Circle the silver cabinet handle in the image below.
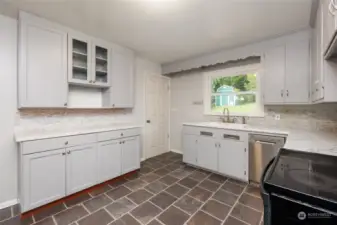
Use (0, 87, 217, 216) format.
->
(286, 90, 289, 97)
(65, 141, 68, 145)
(64, 103, 67, 106)
(67, 151, 71, 154)
(223, 134, 240, 140)
(62, 152, 66, 156)
(281, 90, 283, 97)
(121, 133, 124, 136)
(200, 131, 213, 136)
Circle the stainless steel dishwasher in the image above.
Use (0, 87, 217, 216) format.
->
(249, 134, 285, 183)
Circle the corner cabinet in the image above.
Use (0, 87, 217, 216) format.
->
(182, 126, 249, 182)
(263, 35, 310, 104)
(18, 12, 68, 108)
(103, 45, 135, 108)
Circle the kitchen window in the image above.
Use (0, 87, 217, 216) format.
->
(203, 64, 264, 117)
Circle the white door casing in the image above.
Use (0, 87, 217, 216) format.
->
(145, 75, 170, 159)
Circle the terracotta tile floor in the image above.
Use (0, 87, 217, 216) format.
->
(0, 152, 264, 225)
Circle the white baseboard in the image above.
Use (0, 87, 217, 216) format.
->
(0, 199, 18, 210)
(141, 157, 146, 162)
(170, 149, 182, 154)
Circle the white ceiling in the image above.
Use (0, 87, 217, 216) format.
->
(0, 0, 312, 64)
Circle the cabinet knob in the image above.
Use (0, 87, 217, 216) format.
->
(281, 90, 283, 97)
(93, 80, 96, 83)
(119, 141, 122, 144)
(112, 104, 115, 107)
(64, 103, 67, 107)
(121, 133, 123, 136)
(286, 90, 289, 97)
(62, 152, 66, 156)
(67, 151, 71, 154)
(65, 141, 68, 145)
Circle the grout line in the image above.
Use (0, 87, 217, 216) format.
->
(244, 191, 262, 199)
(200, 209, 224, 222)
(149, 169, 211, 224)
(209, 197, 233, 209)
(182, 175, 225, 225)
(222, 184, 249, 225)
(128, 212, 146, 225)
(31, 214, 36, 224)
(236, 202, 263, 213)
(51, 215, 58, 225)
(102, 207, 115, 222)
(10, 205, 13, 218)
(227, 215, 251, 225)
(81, 203, 91, 214)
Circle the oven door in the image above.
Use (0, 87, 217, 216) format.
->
(270, 194, 337, 225)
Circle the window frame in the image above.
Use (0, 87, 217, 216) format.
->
(203, 64, 264, 117)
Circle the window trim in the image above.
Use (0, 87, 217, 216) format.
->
(203, 64, 264, 117)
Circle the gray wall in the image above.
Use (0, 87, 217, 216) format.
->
(170, 70, 337, 152)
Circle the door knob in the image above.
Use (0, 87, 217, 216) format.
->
(146, 120, 151, 123)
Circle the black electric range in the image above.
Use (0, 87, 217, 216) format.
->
(261, 148, 337, 225)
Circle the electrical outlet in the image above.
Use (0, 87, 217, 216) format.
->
(274, 114, 281, 120)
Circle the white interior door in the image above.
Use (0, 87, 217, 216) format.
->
(145, 75, 170, 159)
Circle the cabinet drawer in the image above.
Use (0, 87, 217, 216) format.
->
(66, 134, 97, 147)
(21, 133, 97, 155)
(22, 137, 68, 155)
(183, 126, 219, 138)
(97, 128, 141, 142)
(220, 130, 248, 142)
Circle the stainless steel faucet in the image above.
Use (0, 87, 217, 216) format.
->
(222, 108, 230, 123)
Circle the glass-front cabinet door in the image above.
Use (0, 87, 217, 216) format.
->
(68, 33, 92, 85)
(92, 41, 110, 87)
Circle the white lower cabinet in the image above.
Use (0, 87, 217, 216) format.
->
(182, 134, 198, 166)
(182, 125, 249, 182)
(218, 139, 248, 181)
(19, 128, 141, 213)
(122, 136, 140, 174)
(98, 140, 122, 182)
(197, 136, 218, 171)
(66, 143, 97, 195)
(22, 149, 66, 211)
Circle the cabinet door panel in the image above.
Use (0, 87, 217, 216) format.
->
(19, 14, 68, 108)
(68, 33, 92, 85)
(122, 136, 140, 174)
(183, 134, 198, 166)
(98, 140, 122, 182)
(285, 39, 310, 103)
(121, 136, 140, 174)
(23, 149, 66, 212)
(218, 140, 247, 181)
(197, 136, 218, 171)
(92, 40, 110, 87)
(263, 46, 286, 104)
(66, 144, 97, 194)
(108, 45, 134, 108)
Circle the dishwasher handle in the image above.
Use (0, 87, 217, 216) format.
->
(256, 140, 276, 145)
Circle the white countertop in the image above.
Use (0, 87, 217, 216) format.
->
(183, 122, 337, 155)
(14, 123, 142, 142)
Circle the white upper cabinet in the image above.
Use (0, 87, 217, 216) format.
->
(263, 46, 286, 104)
(92, 39, 110, 87)
(263, 36, 310, 104)
(68, 32, 92, 86)
(285, 39, 310, 103)
(18, 12, 68, 108)
(103, 45, 135, 108)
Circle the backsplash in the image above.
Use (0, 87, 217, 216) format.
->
(16, 108, 137, 129)
(226, 104, 337, 132)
